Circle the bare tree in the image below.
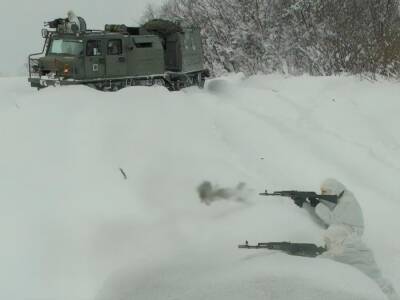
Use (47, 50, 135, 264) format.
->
(142, 0, 400, 77)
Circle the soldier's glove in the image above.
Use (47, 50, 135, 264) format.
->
(308, 197, 319, 207)
(292, 197, 305, 208)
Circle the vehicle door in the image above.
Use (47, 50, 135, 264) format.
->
(106, 38, 127, 77)
(166, 36, 179, 71)
(85, 39, 105, 78)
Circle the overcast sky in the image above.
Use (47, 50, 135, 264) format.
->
(0, 0, 166, 75)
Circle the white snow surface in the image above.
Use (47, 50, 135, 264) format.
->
(0, 74, 399, 300)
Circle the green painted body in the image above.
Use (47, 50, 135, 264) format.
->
(28, 19, 209, 91)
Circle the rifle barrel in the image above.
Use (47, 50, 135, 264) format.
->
(238, 244, 263, 249)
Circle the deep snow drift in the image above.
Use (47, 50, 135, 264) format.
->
(0, 74, 399, 300)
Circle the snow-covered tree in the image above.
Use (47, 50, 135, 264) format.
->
(141, 0, 400, 77)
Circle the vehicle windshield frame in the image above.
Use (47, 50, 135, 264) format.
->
(48, 38, 84, 56)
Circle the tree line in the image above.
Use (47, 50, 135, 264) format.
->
(142, 0, 400, 78)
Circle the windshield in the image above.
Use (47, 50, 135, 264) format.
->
(48, 39, 83, 56)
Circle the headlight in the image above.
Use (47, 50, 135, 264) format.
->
(63, 64, 70, 75)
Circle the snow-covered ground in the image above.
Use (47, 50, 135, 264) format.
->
(0, 74, 399, 300)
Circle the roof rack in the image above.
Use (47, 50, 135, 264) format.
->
(104, 24, 143, 35)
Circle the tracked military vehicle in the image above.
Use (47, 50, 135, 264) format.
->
(28, 16, 209, 91)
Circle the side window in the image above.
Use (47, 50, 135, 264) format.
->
(184, 33, 196, 51)
(135, 42, 153, 48)
(107, 39, 122, 55)
(184, 34, 191, 50)
(86, 40, 102, 56)
(191, 36, 196, 51)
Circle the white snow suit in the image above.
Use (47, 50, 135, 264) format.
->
(306, 179, 398, 300)
(316, 178, 364, 235)
(67, 10, 80, 32)
(321, 225, 399, 300)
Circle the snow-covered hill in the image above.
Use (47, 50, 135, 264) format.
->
(0, 74, 399, 300)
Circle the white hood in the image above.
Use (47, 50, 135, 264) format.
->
(316, 178, 364, 235)
(67, 10, 77, 22)
(321, 178, 346, 196)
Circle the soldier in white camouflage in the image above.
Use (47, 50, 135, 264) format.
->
(304, 179, 398, 300)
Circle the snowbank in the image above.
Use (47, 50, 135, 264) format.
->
(0, 75, 399, 300)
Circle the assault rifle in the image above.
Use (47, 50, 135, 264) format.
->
(238, 241, 326, 257)
(44, 18, 67, 29)
(259, 190, 338, 207)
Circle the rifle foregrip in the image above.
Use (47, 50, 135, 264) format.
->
(238, 244, 261, 249)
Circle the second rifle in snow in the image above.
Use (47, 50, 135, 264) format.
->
(259, 190, 339, 207)
(238, 241, 326, 257)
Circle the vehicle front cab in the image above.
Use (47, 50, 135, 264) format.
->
(28, 30, 129, 89)
(29, 32, 86, 88)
